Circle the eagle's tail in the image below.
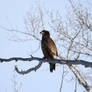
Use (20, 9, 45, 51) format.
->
(49, 63, 55, 72)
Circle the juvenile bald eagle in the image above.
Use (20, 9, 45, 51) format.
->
(40, 30, 58, 72)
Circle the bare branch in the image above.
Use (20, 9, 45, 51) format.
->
(59, 66, 65, 92)
(15, 61, 43, 75)
(0, 56, 90, 91)
(59, 55, 91, 92)
(74, 78, 78, 92)
(69, 66, 90, 92)
(0, 56, 92, 71)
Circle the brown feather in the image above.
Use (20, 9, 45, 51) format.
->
(41, 30, 58, 72)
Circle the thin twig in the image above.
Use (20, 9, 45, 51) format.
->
(59, 66, 65, 92)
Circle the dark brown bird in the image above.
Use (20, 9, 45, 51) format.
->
(40, 30, 58, 72)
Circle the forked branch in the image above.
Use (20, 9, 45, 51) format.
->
(0, 56, 92, 75)
(0, 56, 91, 91)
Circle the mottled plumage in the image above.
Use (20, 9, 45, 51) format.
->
(40, 30, 58, 72)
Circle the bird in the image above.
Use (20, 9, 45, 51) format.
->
(40, 30, 58, 72)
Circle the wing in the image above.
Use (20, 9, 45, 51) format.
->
(46, 37, 57, 58)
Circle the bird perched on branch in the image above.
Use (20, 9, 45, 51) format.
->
(40, 30, 58, 72)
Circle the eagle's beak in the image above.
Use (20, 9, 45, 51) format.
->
(40, 31, 44, 35)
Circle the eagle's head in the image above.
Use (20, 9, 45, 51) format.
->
(40, 30, 50, 36)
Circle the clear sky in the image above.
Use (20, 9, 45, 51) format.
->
(0, 0, 91, 92)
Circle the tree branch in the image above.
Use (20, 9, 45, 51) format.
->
(0, 56, 92, 74)
(15, 61, 43, 75)
(0, 56, 91, 91)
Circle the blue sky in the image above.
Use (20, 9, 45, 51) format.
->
(0, 0, 91, 92)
